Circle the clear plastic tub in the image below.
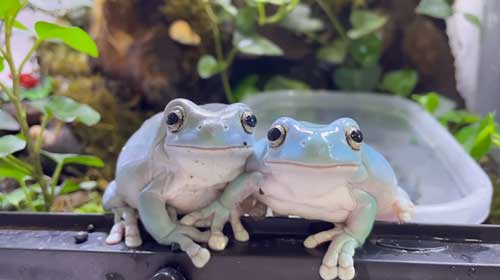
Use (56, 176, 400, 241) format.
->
(244, 90, 493, 224)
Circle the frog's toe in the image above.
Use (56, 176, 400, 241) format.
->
(304, 227, 344, 249)
(233, 228, 249, 242)
(208, 232, 229, 251)
(190, 247, 211, 268)
(338, 265, 355, 280)
(125, 228, 142, 248)
(398, 212, 412, 223)
(319, 264, 338, 280)
(393, 200, 415, 223)
(105, 222, 124, 245)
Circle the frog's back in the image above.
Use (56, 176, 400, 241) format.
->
(116, 113, 163, 172)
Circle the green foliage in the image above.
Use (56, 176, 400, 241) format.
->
(0, 2, 102, 211)
(334, 65, 382, 91)
(42, 151, 104, 168)
(233, 32, 283, 56)
(413, 93, 500, 160)
(35, 21, 99, 58)
(349, 34, 383, 67)
(31, 96, 101, 126)
(0, 135, 26, 157)
(280, 4, 323, 33)
(234, 75, 260, 101)
(463, 13, 481, 27)
(381, 70, 419, 96)
(416, 0, 453, 19)
(347, 10, 387, 39)
(317, 39, 348, 64)
(197, 55, 226, 79)
(264, 76, 310, 91)
(0, 109, 20, 131)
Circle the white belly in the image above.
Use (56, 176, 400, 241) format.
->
(257, 175, 357, 223)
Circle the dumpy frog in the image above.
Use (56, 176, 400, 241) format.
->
(181, 117, 414, 279)
(102, 98, 257, 267)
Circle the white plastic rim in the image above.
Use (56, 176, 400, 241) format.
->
(244, 90, 493, 225)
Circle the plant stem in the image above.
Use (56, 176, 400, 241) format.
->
(258, 0, 300, 25)
(50, 161, 64, 199)
(202, 0, 235, 103)
(316, 0, 347, 40)
(3, 14, 51, 211)
(35, 113, 49, 153)
(2, 155, 32, 174)
(19, 180, 34, 211)
(17, 40, 40, 74)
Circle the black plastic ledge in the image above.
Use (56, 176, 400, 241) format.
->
(0, 212, 499, 280)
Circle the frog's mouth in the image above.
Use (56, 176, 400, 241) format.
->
(165, 144, 252, 151)
(265, 160, 359, 169)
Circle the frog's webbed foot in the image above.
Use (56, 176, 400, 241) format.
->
(393, 196, 415, 223)
(180, 202, 248, 251)
(105, 207, 142, 247)
(320, 232, 359, 280)
(158, 225, 211, 268)
(304, 226, 344, 249)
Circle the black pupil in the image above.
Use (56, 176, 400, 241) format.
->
(245, 114, 257, 127)
(350, 130, 363, 143)
(267, 127, 282, 142)
(167, 112, 180, 125)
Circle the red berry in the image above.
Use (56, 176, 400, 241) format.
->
(19, 73, 39, 89)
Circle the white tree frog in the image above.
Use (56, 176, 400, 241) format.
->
(181, 117, 414, 279)
(102, 98, 257, 267)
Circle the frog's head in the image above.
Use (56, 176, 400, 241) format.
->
(263, 117, 364, 176)
(161, 99, 256, 177)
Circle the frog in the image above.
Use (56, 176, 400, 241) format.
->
(102, 98, 258, 268)
(181, 116, 414, 279)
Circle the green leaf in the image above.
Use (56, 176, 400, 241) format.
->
(0, 159, 30, 183)
(20, 76, 53, 101)
(347, 10, 387, 39)
(197, 55, 226, 79)
(280, 4, 323, 33)
(464, 13, 481, 27)
(13, 19, 28, 30)
(2, 188, 26, 208)
(455, 113, 496, 160)
(58, 179, 80, 195)
(236, 6, 257, 34)
(349, 34, 383, 67)
(334, 65, 382, 92)
(317, 39, 348, 64)
(234, 74, 260, 102)
(79, 180, 97, 191)
(0, 109, 20, 131)
(0, 56, 4, 71)
(412, 92, 440, 114)
(381, 70, 419, 96)
(416, 0, 453, 19)
(0, 0, 23, 20)
(439, 110, 480, 126)
(0, 135, 26, 157)
(213, 0, 238, 16)
(34, 21, 99, 58)
(31, 96, 101, 126)
(233, 32, 283, 56)
(41, 151, 104, 168)
(264, 75, 310, 91)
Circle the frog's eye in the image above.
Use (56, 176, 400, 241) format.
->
(267, 124, 286, 147)
(346, 127, 363, 150)
(166, 106, 185, 132)
(241, 112, 257, 134)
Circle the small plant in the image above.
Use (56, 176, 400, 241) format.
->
(413, 92, 500, 160)
(0, 0, 102, 211)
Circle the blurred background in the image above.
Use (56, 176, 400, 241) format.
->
(0, 0, 499, 224)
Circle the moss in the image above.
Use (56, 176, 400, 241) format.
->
(161, 0, 211, 37)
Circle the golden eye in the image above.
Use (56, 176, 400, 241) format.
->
(166, 106, 185, 132)
(267, 124, 286, 147)
(241, 112, 257, 134)
(346, 127, 363, 150)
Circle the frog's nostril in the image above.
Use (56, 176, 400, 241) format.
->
(224, 125, 229, 130)
(301, 141, 306, 147)
(197, 125, 202, 130)
(243, 141, 248, 146)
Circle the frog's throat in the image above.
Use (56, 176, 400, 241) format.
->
(165, 144, 251, 151)
(265, 161, 359, 169)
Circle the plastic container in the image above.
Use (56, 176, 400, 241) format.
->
(244, 90, 493, 224)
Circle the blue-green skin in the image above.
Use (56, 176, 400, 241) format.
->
(102, 98, 256, 268)
(181, 117, 414, 280)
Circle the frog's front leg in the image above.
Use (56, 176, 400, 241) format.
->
(393, 186, 415, 223)
(180, 171, 263, 250)
(138, 174, 211, 268)
(315, 189, 377, 280)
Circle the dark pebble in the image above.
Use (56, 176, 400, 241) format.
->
(74, 231, 88, 244)
(87, 224, 95, 233)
